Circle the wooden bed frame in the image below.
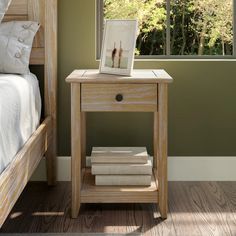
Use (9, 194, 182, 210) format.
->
(0, 0, 57, 227)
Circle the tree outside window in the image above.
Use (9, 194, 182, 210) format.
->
(100, 0, 234, 57)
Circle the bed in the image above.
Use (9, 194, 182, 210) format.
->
(0, 0, 57, 227)
(0, 73, 41, 174)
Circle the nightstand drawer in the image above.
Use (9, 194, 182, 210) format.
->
(81, 84, 157, 112)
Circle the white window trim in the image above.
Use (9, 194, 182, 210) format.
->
(96, 0, 236, 60)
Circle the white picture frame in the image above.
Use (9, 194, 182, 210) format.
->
(99, 19, 138, 76)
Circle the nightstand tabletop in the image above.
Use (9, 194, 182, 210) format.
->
(66, 69, 173, 84)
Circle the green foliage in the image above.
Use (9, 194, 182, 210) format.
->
(104, 0, 233, 56)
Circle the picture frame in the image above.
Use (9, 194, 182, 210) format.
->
(99, 19, 138, 76)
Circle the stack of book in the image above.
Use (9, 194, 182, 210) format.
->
(90, 147, 152, 186)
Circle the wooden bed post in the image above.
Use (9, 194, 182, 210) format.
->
(0, 0, 58, 228)
(44, 0, 58, 186)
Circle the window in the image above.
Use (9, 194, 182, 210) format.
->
(96, 0, 236, 59)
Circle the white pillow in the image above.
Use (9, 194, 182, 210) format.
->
(0, 21, 40, 74)
(0, 0, 12, 23)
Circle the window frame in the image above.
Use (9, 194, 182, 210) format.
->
(96, 0, 236, 60)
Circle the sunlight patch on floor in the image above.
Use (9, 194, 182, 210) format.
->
(10, 212, 23, 219)
(32, 211, 65, 216)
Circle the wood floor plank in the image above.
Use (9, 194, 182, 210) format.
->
(101, 204, 129, 234)
(140, 204, 175, 236)
(1, 181, 236, 235)
(199, 182, 232, 236)
(217, 182, 236, 235)
(168, 182, 203, 236)
(180, 182, 233, 236)
(126, 204, 162, 236)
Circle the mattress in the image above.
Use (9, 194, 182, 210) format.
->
(0, 73, 41, 174)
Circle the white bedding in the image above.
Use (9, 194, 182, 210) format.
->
(0, 73, 41, 174)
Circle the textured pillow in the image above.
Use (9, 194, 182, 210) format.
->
(0, 21, 40, 74)
(0, 0, 12, 23)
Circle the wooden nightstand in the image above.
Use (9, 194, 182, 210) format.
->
(66, 69, 173, 219)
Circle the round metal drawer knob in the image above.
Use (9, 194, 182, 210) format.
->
(115, 94, 123, 102)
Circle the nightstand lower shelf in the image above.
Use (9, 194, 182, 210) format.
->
(80, 168, 158, 203)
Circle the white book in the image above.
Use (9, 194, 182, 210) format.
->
(91, 160, 152, 175)
(86, 156, 153, 167)
(95, 175, 151, 186)
(91, 147, 148, 164)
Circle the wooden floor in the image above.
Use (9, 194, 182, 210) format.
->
(1, 181, 236, 236)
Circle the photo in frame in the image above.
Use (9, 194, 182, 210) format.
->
(99, 19, 138, 76)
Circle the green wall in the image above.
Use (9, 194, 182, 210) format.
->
(57, 0, 236, 156)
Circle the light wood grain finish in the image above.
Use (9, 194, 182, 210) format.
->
(66, 70, 172, 220)
(2, 15, 27, 22)
(81, 84, 157, 112)
(44, 0, 58, 186)
(30, 47, 45, 65)
(81, 169, 158, 203)
(4, 0, 49, 66)
(66, 69, 173, 84)
(153, 107, 158, 169)
(6, 0, 28, 15)
(157, 84, 168, 219)
(0, 0, 57, 228)
(81, 112, 87, 168)
(0, 117, 52, 228)
(28, 0, 45, 48)
(71, 84, 82, 218)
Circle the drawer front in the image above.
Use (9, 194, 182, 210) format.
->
(81, 84, 157, 112)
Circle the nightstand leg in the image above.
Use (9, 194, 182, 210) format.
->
(71, 84, 82, 218)
(81, 112, 86, 168)
(157, 83, 168, 219)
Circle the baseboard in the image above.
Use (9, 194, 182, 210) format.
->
(31, 156, 236, 181)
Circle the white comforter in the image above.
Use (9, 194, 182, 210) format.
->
(0, 73, 41, 174)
